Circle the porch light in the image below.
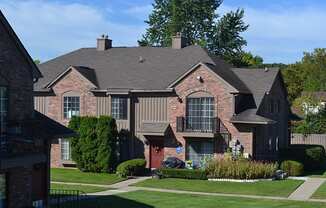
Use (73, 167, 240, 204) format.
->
(196, 76, 203, 83)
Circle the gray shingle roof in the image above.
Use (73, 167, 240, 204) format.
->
(230, 109, 276, 124)
(139, 122, 170, 136)
(231, 67, 280, 109)
(35, 45, 249, 93)
(35, 45, 283, 123)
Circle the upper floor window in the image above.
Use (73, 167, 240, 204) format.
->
(0, 87, 8, 135)
(186, 97, 215, 131)
(111, 97, 128, 120)
(63, 96, 80, 119)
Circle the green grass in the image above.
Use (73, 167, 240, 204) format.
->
(51, 168, 123, 185)
(51, 183, 110, 193)
(55, 190, 326, 208)
(312, 182, 326, 199)
(133, 178, 303, 197)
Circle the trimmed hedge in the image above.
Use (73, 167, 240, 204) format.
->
(160, 168, 207, 180)
(280, 160, 304, 176)
(280, 145, 326, 171)
(206, 159, 277, 179)
(116, 159, 146, 178)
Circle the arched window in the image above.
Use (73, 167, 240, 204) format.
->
(186, 91, 215, 131)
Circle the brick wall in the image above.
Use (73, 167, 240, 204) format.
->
(0, 15, 49, 208)
(46, 68, 97, 167)
(161, 64, 253, 162)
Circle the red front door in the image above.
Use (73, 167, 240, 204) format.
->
(150, 140, 164, 168)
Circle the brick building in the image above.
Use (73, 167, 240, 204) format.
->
(34, 34, 290, 169)
(0, 11, 73, 208)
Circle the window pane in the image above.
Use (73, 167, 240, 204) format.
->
(111, 97, 128, 120)
(61, 139, 71, 160)
(63, 96, 80, 119)
(187, 140, 214, 168)
(186, 97, 214, 131)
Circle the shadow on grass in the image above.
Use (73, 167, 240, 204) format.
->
(303, 162, 326, 177)
(50, 195, 155, 208)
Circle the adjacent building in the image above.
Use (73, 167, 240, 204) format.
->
(34, 34, 290, 169)
(0, 10, 73, 207)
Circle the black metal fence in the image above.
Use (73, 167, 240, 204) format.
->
(49, 189, 88, 208)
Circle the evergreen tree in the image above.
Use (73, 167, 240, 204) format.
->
(95, 116, 118, 172)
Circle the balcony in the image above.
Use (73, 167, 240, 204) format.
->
(176, 117, 227, 138)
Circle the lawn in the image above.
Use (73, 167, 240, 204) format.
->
(312, 182, 326, 199)
(51, 183, 110, 193)
(133, 178, 303, 197)
(56, 190, 326, 208)
(51, 168, 124, 185)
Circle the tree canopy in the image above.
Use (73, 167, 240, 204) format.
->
(282, 48, 326, 103)
(139, 0, 249, 66)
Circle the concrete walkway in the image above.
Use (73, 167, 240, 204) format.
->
(288, 178, 326, 200)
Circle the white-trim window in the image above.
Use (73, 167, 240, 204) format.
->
(61, 139, 71, 161)
(186, 97, 214, 131)
(63, 96, 80, 119)
(111, 97, 128, 120)
(0, 87, 8, 136)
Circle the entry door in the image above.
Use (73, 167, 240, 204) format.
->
(150, 140, 164, 169)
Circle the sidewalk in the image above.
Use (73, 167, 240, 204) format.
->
(288, 178, 326, 201)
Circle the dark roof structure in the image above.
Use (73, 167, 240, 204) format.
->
(33, 111, 76, 138)
(35, 46, 250, 93)
(0, 10, 42, 79)
(36, 44, 283, 124)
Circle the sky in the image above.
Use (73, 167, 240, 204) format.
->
(1, 0, 326, 64)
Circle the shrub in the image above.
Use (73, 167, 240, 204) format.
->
(116, 159, 146, 178)
(280, 160, 304, 176)
(95, 116, 118, 173)
(69, 116, 118, 173)
(160, 168, 207, 180)
(280, 145, 326, 171)
(206, 159, 277, 179)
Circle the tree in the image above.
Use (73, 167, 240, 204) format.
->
(95, 116, 118, 172)
(240, 52, 264, 67)
(282, 48, 326, 103)
(208, 9, 249, 66)
(69, 116, 118, 172)
(139, 0, 248, 65)
(34, 59, 41, 64)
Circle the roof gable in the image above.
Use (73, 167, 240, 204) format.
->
(168, 62, 240, 93)
(0, 10, 42, 79)
(45, 66, 97, 89)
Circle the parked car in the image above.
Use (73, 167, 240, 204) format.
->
(161, 157, 185, 168)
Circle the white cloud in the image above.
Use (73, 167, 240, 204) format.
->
(0, 0, 146, 61)
(220, 4, 326, 63)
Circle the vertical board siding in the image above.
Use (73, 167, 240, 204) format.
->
(291, 133, 326, 149)
(135, 96, 168, 132)
(96, 96, 110, 116)
(97, 96, 129, 131)
(34, 96, 47, 114)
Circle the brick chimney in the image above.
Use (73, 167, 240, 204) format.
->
(172, 32, 187, 49)
(97, 34, 112, 51)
